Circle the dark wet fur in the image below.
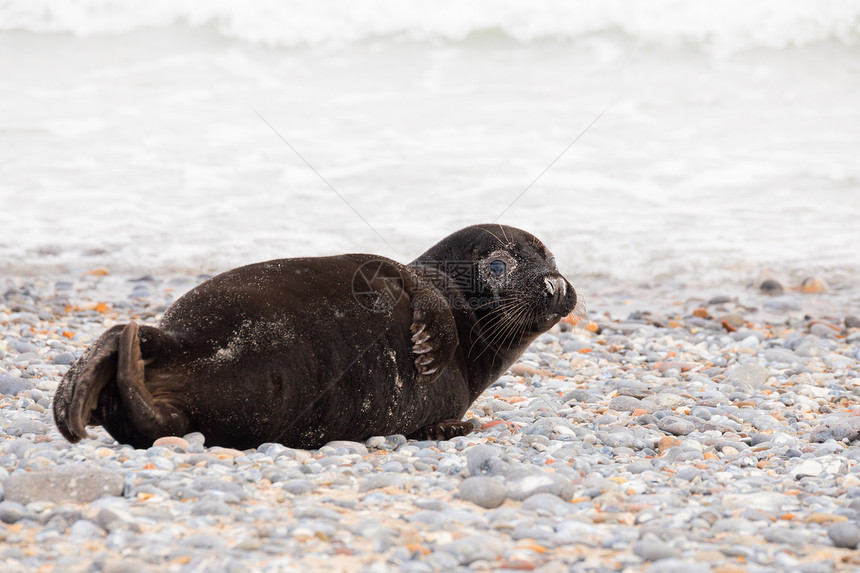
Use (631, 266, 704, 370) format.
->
(53, 224, 577, 449)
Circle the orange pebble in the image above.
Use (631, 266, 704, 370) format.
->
(153, 436, 190, 450)
(800, 277, 827, 294)
(692, 308, 709, 319)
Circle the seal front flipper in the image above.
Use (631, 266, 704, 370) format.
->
(407, 274, 459, 384)
(409, 419, 479, 441)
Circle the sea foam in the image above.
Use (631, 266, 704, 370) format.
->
(2, 0, 859, 55)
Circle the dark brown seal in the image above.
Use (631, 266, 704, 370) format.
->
(53, 224, 576, 449)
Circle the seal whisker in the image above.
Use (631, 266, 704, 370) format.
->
(468, 307, 524, 359)
(471, 304, 531, 362)
(491, 306, 534, 367)
(478, 227, 506, 247)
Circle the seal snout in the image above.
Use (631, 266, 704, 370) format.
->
(544, 275, 577, 317)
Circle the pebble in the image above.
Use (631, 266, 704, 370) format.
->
(504, 469, 576, 501)
(3, 464, 124, 504)
(458, 476, 506, 509)
(0, 374, 34, 395)
(827, 522, 860, 549)
(810, 414, 860, 443)
(790, 460, 824, 480)
(152, 436, 190, 450)
(633, 539, 682, 561)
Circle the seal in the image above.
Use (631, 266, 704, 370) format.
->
(53, 224, 577, 449)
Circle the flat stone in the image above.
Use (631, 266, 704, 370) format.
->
(96, 507, 141, 533)
(790, 460, 823, 480)
(810, 414, 860, 443)
(458, 476, 506, 509)
(5, 419, 49, 437)
(68, 519, 105, 540)
(521, 493, 571, 516)
(505, 469, 575, 501)
(153, 436, 189, 450)
(324, 440, 368, 454)
(52, 352, 77, 365)
(0, 374, 34, 396)
(763, 296, 801, 312)
(658, 416, 695, 436)
(633, 540, 682, 561)
(3, 464, 123, 504)
(724, 363, 770, 387)
(438, 535, 505, 565)
(281, 480, 316, 495)
(608, 396, 643, 412)
(191, 477, 247, 501)
(190, 499, 234, 516)
(359, 473, 402, 492)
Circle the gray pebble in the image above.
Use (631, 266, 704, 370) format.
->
(828, 522, 860, 549)
(658, 416, 695, 436)
(68, 519, 105, 540)
(466, 444, 507, 477)
(458, 476, 506, 509)
(96, 507, 141, 533)
(633, 539, 682, 561)
(0, 374, 34, 396)
(438, 535, 505, 565)
(52, 352, 76, 365)
(359, 473, 402, 492)
(191, 477, 247, 501)
(190, 499, 234, 516)
(281, 480, 316, 495)
(504, 468, 575, 501)
(810, 414, 860, 443)
(0, 501, 31, 524)
(521, 492, 571, 515)
(6, 419, 49, 437)
(3, 464, 123, 504)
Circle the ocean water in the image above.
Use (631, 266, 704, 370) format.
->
(1, 1, 859, 293)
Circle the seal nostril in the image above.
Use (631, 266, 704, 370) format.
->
(544, 277, 555, 296)
(556, 278, 566, 298)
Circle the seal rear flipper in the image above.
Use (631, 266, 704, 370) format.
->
(54, 324, 124, 443)
(114, 321, 191, 443)
(407, 275, 459, 384)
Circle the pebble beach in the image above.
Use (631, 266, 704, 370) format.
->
(3, 1, 860, 571)
(1, 271, 859, 572)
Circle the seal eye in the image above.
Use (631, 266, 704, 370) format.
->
(548, 257, 557, 270)
(489, 260, 507, 276)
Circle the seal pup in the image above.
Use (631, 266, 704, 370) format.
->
(54, 224, 577, 449)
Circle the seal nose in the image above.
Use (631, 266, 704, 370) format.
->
(544, 276, 566, 298)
